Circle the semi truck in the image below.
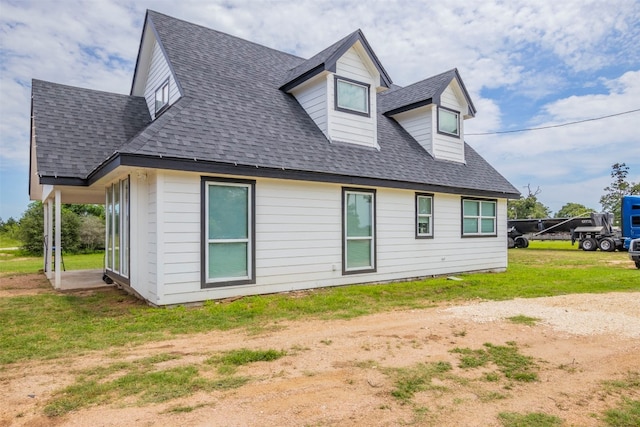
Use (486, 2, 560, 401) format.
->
(508, 195, 640, 257)
(630, 238, 640, 269)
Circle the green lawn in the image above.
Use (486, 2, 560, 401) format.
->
(0, 251, 104, 276)
(0, 241, 638, 365)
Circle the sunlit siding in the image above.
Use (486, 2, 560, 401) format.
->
(328, 47, 378, 148)
(146, 172, 158, 301)
(128, 172, 155, 302)
(143, 39, 181, 120)
(146, 171, 508, 306)
(392, 106, 434, 156)
(433, 85, 465, 163)
(290, 76, 328, 138)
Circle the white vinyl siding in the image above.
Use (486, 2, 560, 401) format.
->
(290, 76, 328, 138)
(136, 171, 507, 305)
(144, 39, 180, 120)
(128, 170, 154, 303)
(433, 84, 465, 163)
(328, 47, 378, 148)
(392, 106, 434, 156)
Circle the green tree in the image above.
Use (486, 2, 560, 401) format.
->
(554, 203, 594, 218)
(78, 215, 105, 252)
(508, 185, 551, 219)
(599, 163, 640, 225)
(17, 202, 45, 254)
(0, 217, 18, 235)
(16, 202, 82, 255)
(67, 204, 105, 219)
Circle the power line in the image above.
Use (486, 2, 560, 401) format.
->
(466, 108, 640, 136)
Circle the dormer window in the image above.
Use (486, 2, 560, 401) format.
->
(438, 107, 460, 137)
(335, 76, 370, 117)
(155, 79, 169, 115)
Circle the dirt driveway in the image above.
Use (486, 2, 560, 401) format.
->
(1, 280, 639, 426)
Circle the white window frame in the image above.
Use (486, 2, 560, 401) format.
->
(438, 106, 460, 138)
(343, 188, 376, 274)
(416, 193, 434, 238)
(155, 79, 169, 115)
(335, 76, 370, 117)
(202, 178, 255, 287)
(462, 198, 497, 237)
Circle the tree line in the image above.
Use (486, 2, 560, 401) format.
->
(0, 202, 105, 255)
(508, 163, 640, 222)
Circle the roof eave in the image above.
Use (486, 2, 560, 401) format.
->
(383, 98, 434, 117)
(280, 29, 393, 92)
(279, 64, 326, 92)
(85, 153, 518, 199)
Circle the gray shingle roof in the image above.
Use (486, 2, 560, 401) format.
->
(379, 68, 476, 117)
(31, 10, 518, 198)
(280, 29, 392, 91)
(31, 79, 150, 179)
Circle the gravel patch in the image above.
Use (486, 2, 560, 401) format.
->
(444, 292, 640, 338)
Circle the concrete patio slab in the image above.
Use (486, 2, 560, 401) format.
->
(49, 269, 114, 291)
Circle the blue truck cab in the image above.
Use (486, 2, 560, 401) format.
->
(621, 195, 640, 250)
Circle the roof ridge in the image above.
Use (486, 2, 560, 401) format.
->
(32, 78, 142, 99)
(147, 9, 304, 62)
(280, 28, 392, 91)
(379, 68, 456, 98)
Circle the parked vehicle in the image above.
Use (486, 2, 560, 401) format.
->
(508, 195, 640, 252)
(629, 238, 640, 269)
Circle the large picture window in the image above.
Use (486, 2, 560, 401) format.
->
(416, 193, 433, 238)
(202, 178, 255, 287)
(462, 198, 496, 237)
(335, 76, 370, 116)
(105, 177, 129, 279)
(343, 188, 376, 274)
(438, 107, 460, 137)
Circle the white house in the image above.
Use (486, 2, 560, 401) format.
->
(29, 10, 520, 306)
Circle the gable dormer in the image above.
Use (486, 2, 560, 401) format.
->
(281, 30, 391, 149)
(130, 11, 183, 120)
(380, 69, 475, 163)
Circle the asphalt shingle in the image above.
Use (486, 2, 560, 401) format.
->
(31, 10, 519, 198)
(31, 79, 150, 179)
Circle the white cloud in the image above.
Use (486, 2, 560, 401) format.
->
(469, 70, 640, 213)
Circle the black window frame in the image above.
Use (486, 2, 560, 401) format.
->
(334, 75, 371, 117)
(155, 78, 170, 116)
(461, 197, 497, 238)
(342, 187, 377, 275)
(437, 106, 461, 138)
(200, 176, 256, 288)
(415, 193, 434, 239)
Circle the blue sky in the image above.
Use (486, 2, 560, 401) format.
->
(1, 0, 639, 220)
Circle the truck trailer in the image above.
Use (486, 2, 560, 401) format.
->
(571, 195, 640, 252)
(508, 195, 640, 255)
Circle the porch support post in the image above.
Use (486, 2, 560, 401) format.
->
(45, 199, 53, 279)
(54, 189, 62, 289)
